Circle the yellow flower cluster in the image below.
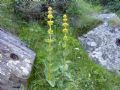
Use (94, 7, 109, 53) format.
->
(62, 14, 69, 43)
(47, 7, 54, 35)
(47, 7, 54, 81)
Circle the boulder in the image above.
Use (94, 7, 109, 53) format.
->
(0, 28, 36, 90)
(79, 13, 120, 75)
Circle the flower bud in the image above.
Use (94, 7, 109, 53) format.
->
(48, 11, 52, 14)
(48, 21, 54, 26)
(62, 23, 69, 27)
(63, 14, 67, 19)
(63, 18, 67, 22)
(63, 28, 68, 33)
(48, 29, 53, 35)
(48, 14, 53, 19)
(48, 7, 52, 11)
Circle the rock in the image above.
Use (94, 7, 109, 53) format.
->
(94, 13, 118, 22)
(0, 28, 36, 90)
(87, 42, 97, 47)
(79, 13, 120, 75)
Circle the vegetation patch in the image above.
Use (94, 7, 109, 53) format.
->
(108, 16, 120, 27)
(0, 0, 120, 90)
(85, 0, 120, 13)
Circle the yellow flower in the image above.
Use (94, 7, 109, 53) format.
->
(63, 28, 68, 33)
(48, 21, 54, 26)
(63, 18, 67, 22)
(48, 7, 52, 11)
(62, 23, 69, 27)
(48, 14, 53, 19)
(48, 29, 53, 35)
(48, 11, 52, 14)
(63, 14, 67, 19)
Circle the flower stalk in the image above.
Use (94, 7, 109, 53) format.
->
(62, 14, 69, 64)
(46, 7, 54, 82)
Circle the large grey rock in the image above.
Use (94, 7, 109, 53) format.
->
(0, 28, 36, 90)
(79, 13, 120, 75)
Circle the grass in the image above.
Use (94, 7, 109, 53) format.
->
(66, 0, 102, 36)
(108, 16, 120, 27)
(0, 0, 120, 90)
(17, 23, 120, 90)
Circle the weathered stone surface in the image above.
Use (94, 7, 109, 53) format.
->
(94, 13, 118, 22)
(0, 28, 36, 90)
(79, 13, 120, 75)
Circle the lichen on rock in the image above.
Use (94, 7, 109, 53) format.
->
(0, 28, 36, 90)
(79, 13, 120, 75)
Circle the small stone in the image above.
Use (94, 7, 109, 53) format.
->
(87, 42, 97, 47)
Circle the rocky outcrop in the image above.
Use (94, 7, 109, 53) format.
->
(79, 13, 120, 75)
(0, 28, 36, 90)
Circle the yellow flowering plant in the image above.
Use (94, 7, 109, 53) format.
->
(44, 7, 72, 88)
(44, 7, 56, 87)
(57, 14, 72, 86)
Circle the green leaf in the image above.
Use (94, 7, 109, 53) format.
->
(64, 64, 69, 71)
(47, 79, 56, 87)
